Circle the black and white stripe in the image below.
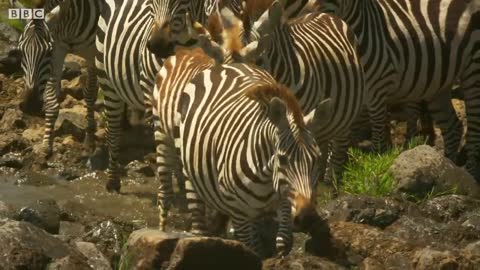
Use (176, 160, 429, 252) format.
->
(320, 0, 480, 179)
(95, 0, 225, 192)
(198, 1, 366, 181)
(18, 0, 102, 157)
(179, 63, 328, 256)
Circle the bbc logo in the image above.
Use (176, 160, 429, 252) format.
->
(8, 9, 45, 19)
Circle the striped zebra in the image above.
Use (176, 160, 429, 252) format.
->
(153, 47, 217, 230)
(196, 1, 366, 182)
(319, 0, 480, 180)
(18, 0, 102, 157)
(95, 0, 224, 192)
(178, 62, 331, 256)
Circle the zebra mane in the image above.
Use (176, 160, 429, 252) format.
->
(244, 82, 305, 128)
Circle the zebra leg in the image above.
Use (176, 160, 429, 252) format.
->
(404, 102, 421, 144)
(325, 134, 351, 184)
(276, 198, 293, 256)
(368, 94, 389, 152)
(155, 130, 175, 230)
(41, 45, 68, 157)
(427, 92, 462, 163)
(462, 65, 480, 183)
(185, 178, 208, 235)
(231, 218, 264, 257)
(82, 62, 99, 154)
(104, 93, 126, 192)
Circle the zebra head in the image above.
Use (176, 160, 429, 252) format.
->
(148, 0, 218, 58)
(18, 19, 53, 113)
(259, 91, 332, 232)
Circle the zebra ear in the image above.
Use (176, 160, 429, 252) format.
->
(239, 40, 263, 63)
(219, 7, 238, 30)
(304, 98, 333, 131)
(252, 0, 284, 36)
(268, 97, 290, 132)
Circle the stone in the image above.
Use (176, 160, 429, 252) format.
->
(168, 237, 262, 270)
(319, 195, 402, 228)
(75, 241, 112, 270)
(0, 152, 23, 169)
(87, 144, 109, 171)
(126, 229, 262, 270)
(23, 127, 44, 142)
(0, 108, 26, 130)
(464, 241, 480, 264)
(126, 159, 155, 178)
(389, 145, 480, 199)
(84, 220, 131, 264)
(421, 195, 480, 222)
(58, 221, 85, 242)
(412, 248, 459, 270)
(0, 200, 14, 219)
(46, 255, 92, 270)
(62, 61, 83, 81)
(15, 199, 61, 234)
(0, 48, 22, 75)
(54, 107, 88, 141)
(0, 133, 28, 156)
(61, 75, 85, 100)
(0, 219, 83, 269)
(263, 255, 346, 270)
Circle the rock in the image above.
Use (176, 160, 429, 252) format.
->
(46, 255, 92, 270)
(263, 255, 346, 270)
(61, 75, 85, 100)
(84, 220, 131, 264)
(15, 199, 61, 234)
(389, 145, 480, 199)
(412, 248, 459, 270)
(58, 221, 85, 242)
(54, 107, 88, 141)
(75, 242, 112, 270)
(0, 133, 28, 156)
(0, 219, 83, 269)
(421, 195, 480, 222)
(126, 229, 262, 270)
(126, 159, 155, 178)
(464, 241, 480, 261)
(23, 127, 44, 142)
(319, 195, 402, 228)
(0, 200, 14, 219)
(0, 22, 20, 56)
(62, 61, 83, 81)
(87, 144, 109, 171)
(0, 108, 26, 130)
(0, 152, 23, 169)
(461, 210, 480, 232)
(64, 54, 87, 68)
(0, 48, 22, 75)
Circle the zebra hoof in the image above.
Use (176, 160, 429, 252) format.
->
(105, 180, 121, 193)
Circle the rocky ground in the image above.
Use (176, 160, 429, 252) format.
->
(1, 23, 480, 270)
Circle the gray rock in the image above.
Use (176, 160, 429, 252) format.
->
(15, 199, 61, 234)
(464, 241, 480, 264)
(0, 219, 83, 269)
(61, 75, 85, 101)
(0, 152, 23, 169)
(54, 107, 88, 141)
(0, 201, 14, 219)
(126, 159, 155, 178)
(84, 220, 131, 264)
(0, 133, 28, 156)
(421, 195, 480, 222)
(75, 241, 112, 270)
(389, 145, 480, 199)
(263, 255, 346, 270)
(58, 221, 85, 242)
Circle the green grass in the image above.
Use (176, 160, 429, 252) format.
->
(337, 137, 428, 197)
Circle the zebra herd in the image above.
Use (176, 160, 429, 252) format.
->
(15, 0, 480, 257)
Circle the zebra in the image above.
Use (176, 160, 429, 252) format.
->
(178, 62, 331, 256)
(17, 0, 102, 158)
(318, 0, 480, 180)
(195, 1, 366, 182)
(153, 47, 217, 230)
(95, 0, 225, 192)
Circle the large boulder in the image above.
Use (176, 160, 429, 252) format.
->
(389, 145, 480, 198)
(75, 241, 112, 270)
(54, 107, 89, 142)
(0, 108, 26, 131)
(0, 219, 86, 270)
(125, 229, 262, 270)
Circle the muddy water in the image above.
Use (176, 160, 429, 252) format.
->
(0, 170, 190, 230)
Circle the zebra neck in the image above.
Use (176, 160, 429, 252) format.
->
(44, 0, 66, 13)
